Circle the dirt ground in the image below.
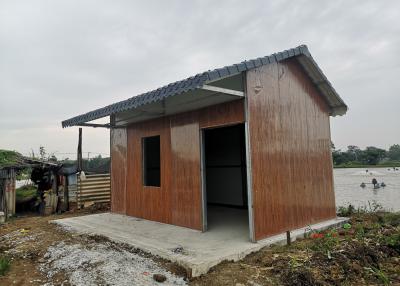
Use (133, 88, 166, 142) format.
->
(0, 210, 84, 285)
(1, 208, 399, 286)
(0, 207, 187, 286)
(191, 211, 400, 286)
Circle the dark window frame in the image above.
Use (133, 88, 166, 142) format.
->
(142, 135, 161, 187)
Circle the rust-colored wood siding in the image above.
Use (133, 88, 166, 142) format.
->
(246, 60, 335, 240)
(110, 128, 127, 213)
(111, 99, 245, 230)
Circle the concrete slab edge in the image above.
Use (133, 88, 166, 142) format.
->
(51, 216, 349, 278)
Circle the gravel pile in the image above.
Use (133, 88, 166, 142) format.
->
(40, 241, 187, 286)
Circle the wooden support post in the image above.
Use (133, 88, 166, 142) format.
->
(0, 179, 6, 221)
(77, 128, 83, 172)
(65, 176, 69, 211)
(77, 128, 82, 209)
(286, 231, 291, 245)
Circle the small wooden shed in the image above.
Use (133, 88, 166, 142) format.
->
(62, 45, 347, 241)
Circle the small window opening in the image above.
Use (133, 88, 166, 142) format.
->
(142, 135, 161, 187)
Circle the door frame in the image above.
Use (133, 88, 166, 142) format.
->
(200, 129, 207, 232)
(199, 123, 255, 242)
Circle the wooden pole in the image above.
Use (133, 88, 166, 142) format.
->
(77, 128, 82, 209)
(77, 128, 82, 172)
(0, 179, 5, 218)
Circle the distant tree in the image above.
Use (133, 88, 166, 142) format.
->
(388, 144, 400, 161)
(347, 145, 361, 161)
(332, 148, 352, 165)
(39, 146, 46, 160)
(49, 154, 58, 162)
(361, 146, 386, 165)
(332, 150, 343, 165)
(331, 142, 399, 166)
(82, 155, 110, 173)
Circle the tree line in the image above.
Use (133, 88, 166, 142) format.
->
(332, 143, 400, 167)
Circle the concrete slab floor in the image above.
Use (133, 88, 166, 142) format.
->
(52, 207, 348, 277)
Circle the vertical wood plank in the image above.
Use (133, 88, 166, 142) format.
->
(170, 112, 202, 229)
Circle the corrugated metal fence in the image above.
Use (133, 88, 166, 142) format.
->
(77, 174, 111, 208)
(0, 169, 16, 218)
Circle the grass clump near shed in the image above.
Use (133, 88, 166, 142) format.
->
(0, 150, 22, 168)
(0, 256, 10, 276)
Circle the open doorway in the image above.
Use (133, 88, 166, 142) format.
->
(202, 123, 249, 240)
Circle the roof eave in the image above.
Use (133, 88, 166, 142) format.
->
(61, 45, 348, 128)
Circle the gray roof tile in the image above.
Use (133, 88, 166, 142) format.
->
(62, 45, 347, 127)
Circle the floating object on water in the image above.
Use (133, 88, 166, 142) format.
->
(374, 184, 380, 189)
(360, 182, 366, 188)
(381, 182, 386, 187)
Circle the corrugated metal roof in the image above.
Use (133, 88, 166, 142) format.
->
(62, 45, 347, 128)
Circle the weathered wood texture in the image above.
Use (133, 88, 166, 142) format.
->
(110, 128, 127, 213)
(117, 99, 245, 230)
(246, 59, 335, 240)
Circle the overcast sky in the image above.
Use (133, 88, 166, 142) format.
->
(1, 0, 399, 159)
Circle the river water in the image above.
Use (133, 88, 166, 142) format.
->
(334, 168, 400, 211)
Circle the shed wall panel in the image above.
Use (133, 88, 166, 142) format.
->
(246, 60, 335, 241)
(126, 117, 172, 224)
(199, 98, 245, 128)
(110, 128, 127, 213)
(170, 113, 202, 228)
(117, 99, 244, 230)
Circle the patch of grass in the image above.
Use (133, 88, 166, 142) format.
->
(382, 233, 400, 253)
(366, 267, 389, 285)
(0, 149, 22, 168)
(0, 256, 10, 276)
(16, 185, 37, 202)
(354, 224, 366, 241)
(309, 229, 339, 256)
(338, 204, 356, 217)
(359, 201, 384, 213)
(337, 202, 384, 217)
(380, 212, 400, 227)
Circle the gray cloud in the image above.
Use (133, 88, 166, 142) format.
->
(1, 0, 399, 157)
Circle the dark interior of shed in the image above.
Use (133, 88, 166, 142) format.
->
(203, 124, 249, 235)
